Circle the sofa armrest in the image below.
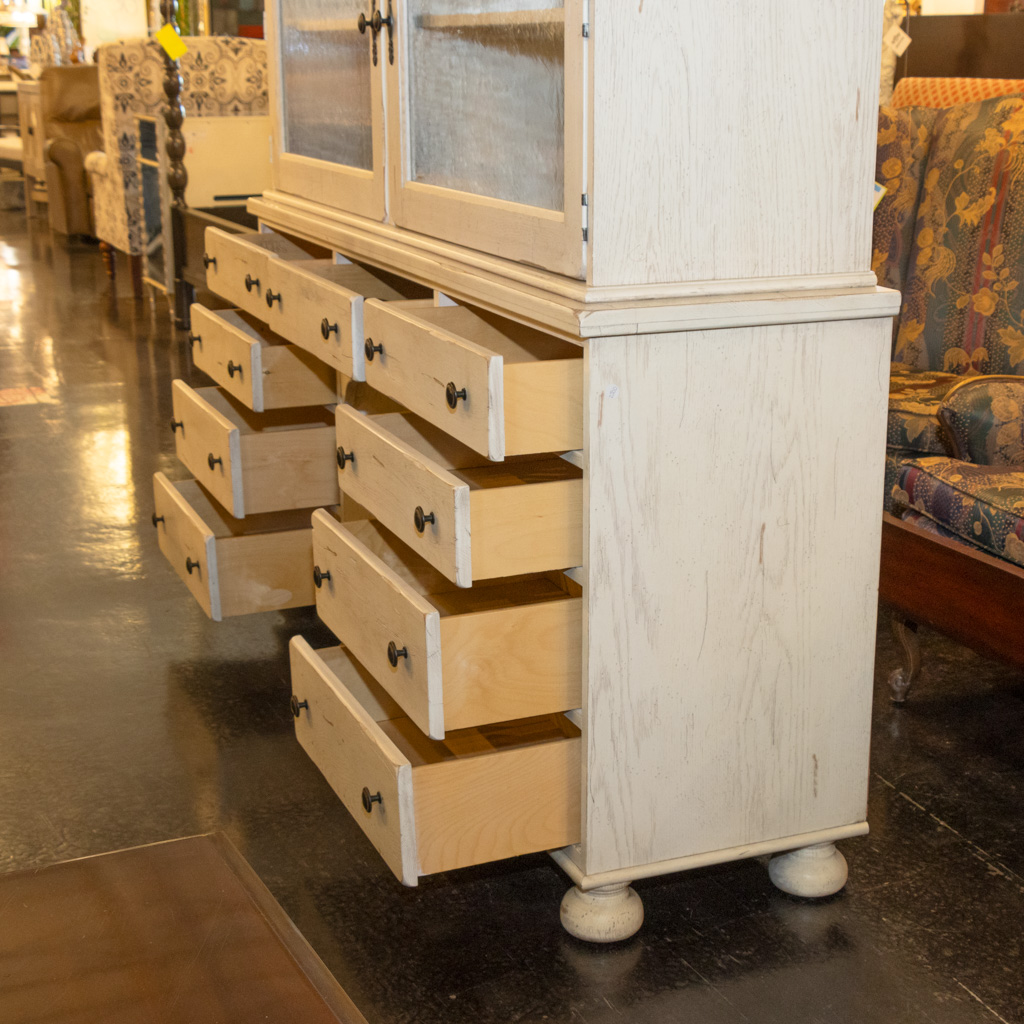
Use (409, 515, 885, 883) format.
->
(45, 136, 86, 181)
(937, 376, 1024, 467)
(84, 149, 107, 178)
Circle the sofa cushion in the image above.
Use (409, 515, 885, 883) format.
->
(873, 105, 938, 313)
(887, 365, 959, 455)
(896, 457, 1024, 567)
(938, 377, 1024, 467)
(895, 95, 1024, 376)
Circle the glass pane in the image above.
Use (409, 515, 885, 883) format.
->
(279, 0, 373, 170)
(140, 163, 164, 284)
(405, 0, 565, 211)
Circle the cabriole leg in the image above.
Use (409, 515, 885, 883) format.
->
(889, 614, 921, 703)
(768, 842, 848, 898)
(560, 882, 644, 943)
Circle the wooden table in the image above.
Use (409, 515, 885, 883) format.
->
(0, 833, 366, 1024)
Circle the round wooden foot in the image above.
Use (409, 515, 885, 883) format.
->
(560, 883, 644, 943)
(889, 666, 913, 703)
(768, 842, 848, 898)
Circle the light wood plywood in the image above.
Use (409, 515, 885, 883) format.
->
(588, 1, 881, 288)
(580, 317, 891, 876)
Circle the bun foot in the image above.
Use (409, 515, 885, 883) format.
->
(560, 882, 644, 943)
(768, 842, 848, 898)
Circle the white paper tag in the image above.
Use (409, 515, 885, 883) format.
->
(884, 24, 912, 57)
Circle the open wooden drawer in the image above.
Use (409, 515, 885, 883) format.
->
(289, 638, 581, 885)
(203, 227, 318, 319)
(311, 514, 581, 738)
(152, 472, 316, 620)
(335, 406, 582, 587)
(260, 260, 430, 378)
(171, 381, 338, 518)
(188, 304, 336, 413)
(361, 300, 583, 460)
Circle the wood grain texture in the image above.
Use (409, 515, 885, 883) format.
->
(153, 473, 218, 619)
(879, 513, 1024, 668)
(581, 318, 891, 876)
(189, 305, 335, 412)
(588, 1, 881, 287)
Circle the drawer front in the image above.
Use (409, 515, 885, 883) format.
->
(263, 260, 361, 376)
(190, 305, 337, 413)
(312, 511, 443, 737)
(153, 472, 218, 618)
(363, 300, 501, 458)
(335, 406, 472, 587)
(290, 638, 417, 884)
(203, 229, 273, 316)
(171, 380, 243, 517)
(290, 639, 581, 884)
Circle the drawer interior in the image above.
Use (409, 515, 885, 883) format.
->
(212, 308, 291, 350)
(177, 477, 315, 537)
(291, 260, 431, 303)
(197, 386, 335, 434)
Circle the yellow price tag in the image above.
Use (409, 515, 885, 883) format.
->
(156, 24, 188, 60)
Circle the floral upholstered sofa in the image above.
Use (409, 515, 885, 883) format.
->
(875, 77, 1024, 693)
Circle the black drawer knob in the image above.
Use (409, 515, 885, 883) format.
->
(266, 288, 281, 308)
(187, 332, 201, 348)
(207, 453, 223, 470)
(290, 695, 309, 718)
(361, 787, 382, 814)
(321, 317, 338, 340)
(364, 338, 383, 362)
(170, 418, 184, 434)
(244, 273, 259, 293)
(227, 360, 242, 378)
(151, 512, 165, 527)
(202, 254, 216, 269)
(313, 565, 331, 588)
(337, 447, 355, 469)
(185, 557, 200, 575)
(387, 641, 407, 668)
(446, 382, 467, 409)
(413, 506, 435, 533)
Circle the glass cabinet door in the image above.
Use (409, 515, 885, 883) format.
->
(387, 0, 585, 278)
(269, 0, 387, 220)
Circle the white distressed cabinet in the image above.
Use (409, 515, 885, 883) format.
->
(223, 0, 901, 940)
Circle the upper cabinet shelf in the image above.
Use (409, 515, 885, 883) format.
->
(418, 8, 562, 29)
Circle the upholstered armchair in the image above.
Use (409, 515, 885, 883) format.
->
(39, 65, 102, 237)
(85, 36, 267, 295)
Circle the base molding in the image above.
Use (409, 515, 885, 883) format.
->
(550, 820, 869, 891)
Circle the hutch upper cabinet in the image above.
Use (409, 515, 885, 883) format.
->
(266, 0, 878, 290)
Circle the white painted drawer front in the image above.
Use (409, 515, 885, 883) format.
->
(189, 305, 336, 412)
(289, 639, 581, 885)
(310, 514, 582, 739)
(335, 407, 582, 587)
(203, 227, 315, 316)
(152, 473, 316, 620)
(361, 301, 583, 460)
(171, 380, 338, 518)
(262, 261, 430, 378)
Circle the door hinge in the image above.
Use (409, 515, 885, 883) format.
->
(582, 0, 590, 37)
(582, 193, 589, 243)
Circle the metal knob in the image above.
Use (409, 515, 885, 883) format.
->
(321, 317, 338, 341)
(364, 338, 383, 362)
(227, 360, 241, 378)
(361, 787, 382, 814)
(187, 332, 201, 348)
(266, 288, 281, 308)
(337, 447, 355, 469)
(244, 273, 259, 293)
(170, 418, 184, 434)
(290, 695, 308, 718)
(446, 382, 467, 409)
(202, 253, 216, 269)
(185, 557, 200, 575)
(413, 506, 435, 533)
(207, 453, 223, 470)
(151, 512, 165, 527)
(313, 565, 331, 588)
(387, 641, 407, 667)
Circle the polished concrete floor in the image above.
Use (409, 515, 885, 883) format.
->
(2, 210, 1023, 1024)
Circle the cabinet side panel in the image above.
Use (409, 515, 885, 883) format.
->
(588, 0, 880, 288)
(582, 319, 890, 876)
